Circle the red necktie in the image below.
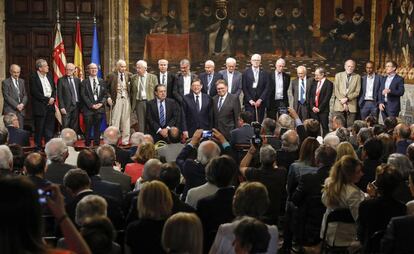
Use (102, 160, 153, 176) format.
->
(315, 81, 322, 107)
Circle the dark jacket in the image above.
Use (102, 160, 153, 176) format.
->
(90, 175, 123, 202)
(44, 162, 76, 185)
(29, 72, 56, 117)
(381, 215, 414, 254)
(6, 126, 30, 146)
(99, 166, 131, 194)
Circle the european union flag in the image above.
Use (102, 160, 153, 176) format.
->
(91, 21, 102, 78)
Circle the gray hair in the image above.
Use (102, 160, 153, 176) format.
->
(158, 59, 168, 65)
(130, 132, 145, 146)
(88, 63, 98, 69)
(180, 59, 190, 67)
(278, 114, 293, 129)
(260, 144, 276, 165)
(9, 64, 21, 72)
(75, 195, 107, 226)
(358, 127, 373, 144)
(35, 59, 47, 70)
(251, 54, 261, 61)
(136, 60, 148, 69)
(116, 59, 126, 67)
(281, 130, 299, 152)
(197, 141, 221, 165)
(0, 145, 13, 170)
(323, 135, 340, 149)
(96, 144, 116, 167)
(387, 153, 413, 178)
(143, 134, 154, 144)
(225, 57, 236, 65)
(276, 58, 286, 66)
(103, 126, 120, 145)
(205, 60, 215, 67)
(315, 67, 326, 76)
(296, 65, 307, 74)
(142, 158, 162, 182)
(60, 128, 77, 146)
(45, 138, 68, 162)
(3, 113, 17, 126)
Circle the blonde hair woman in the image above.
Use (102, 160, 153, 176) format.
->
(335, 141, 358, 161)
(162, 212, 203, 254)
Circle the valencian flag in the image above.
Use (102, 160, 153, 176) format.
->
(74, 17, 86, 132)
(90, 17, 107, 132)
(52, 16, 65, 125)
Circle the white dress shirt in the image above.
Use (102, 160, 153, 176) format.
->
(183, 74, 191, 95)
(275, 71, 284, 100)
(227, 71, 233, 93)
(252, 67, 259, 88)
(364, 74, 375, 100)
(37, 71, 52, 97)
(384, 74, 395, 102)
(89, 76, 100, 100)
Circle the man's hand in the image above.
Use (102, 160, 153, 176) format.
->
(190, 129, 203, 146)
(255, 99, 262, 108)
(382, 88, 390, 95)
(312, 107, 320, 113)
(249, 100, 256, 106)
(288, 107, 299, 120)
(183, 131, 189, 140)
(160, 128, 168, 138)
(379, 103, 385, 111)
(60, 108, 67, 115)
(340, 98, 348, 104)
(17, 104, 24, 111)
(48, 98, 55, 105)
(212, 128, 227, 144)
(107, 98, 113, 106)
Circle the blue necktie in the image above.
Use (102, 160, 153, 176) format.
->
(300, 79, 305, 104)
(218, 97, 223, 111)
(207, 74, 212, 94)
(159, 102, 165, 126)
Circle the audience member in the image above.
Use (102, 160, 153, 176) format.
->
(61, 128, 79, 166)
(24, 152, 50, 189)
(9, 143, 25, 174)
(407, 171, 414, 215)
(3, 112, 30, 146)
(125, 142, 155, 185)
(350, 120, 368, 148)
(406, 143, 414, 165)
(44, 138, 75, 185)
(133, 158, 162, 191)
(103, 126, 132, 169)
(75, 195, 107, 226)
(233, 217, 271, 254)
(0, 128, 8, 145)
(230, 111, 254, 147)
(387, 153, 413, 203)
(336, 127, 350, 142)
(381, 213, 414, 254)
(326, 114, 345, 137)
(323, 134, 340, 149)
(378, 133, 395, 163)
(357, 138, 383, 191)
(261, 118, 281, 150)
(79, 217, 121, 254)
(158, 127, 185, 163)
(372, 124, 386, 136)
(276, 130, 300, 171)
(394, 123, 412, 154)
(336, 141, 358, 161)
(129, 131, 145, 157)
(384, 116, 398, 136)
(356, 127, 373, 159)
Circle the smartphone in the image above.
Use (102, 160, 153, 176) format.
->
(202, 130, 213, 139)
(38, 188, 52, 204)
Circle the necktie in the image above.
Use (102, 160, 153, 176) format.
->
(93, 79, 98, 99)
(120, 73, 124, 82)
(315, 81, 321, 107)
(14, 78, 20, 102)
(218, 97, 223, 111)
(300, 79, 305, 104)
(69, 77, 78, 102)
(162, 74, 166, 85)
(159, 101, 166, 126)
(207, 74, 212, 94)
(196, 95, 200, 112)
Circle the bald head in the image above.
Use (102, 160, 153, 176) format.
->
(197, 140, 220, 165)
(24, 152, 46, 176)
(103, 126, 120, 145)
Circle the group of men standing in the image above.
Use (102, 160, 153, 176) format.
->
(2, 54, 405, 148)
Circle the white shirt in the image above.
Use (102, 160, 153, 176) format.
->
(298, 77, 307, 100)
(364, 74, 375, 100)
(384, 74, 395, 102)
(117, 71, 127, 98)
(37, 71, 52, 97)
(160, 72, 167, 85)
(137, 73, 147, 100)
(252, 67, 259, 88)
(88, 76, 100, 100)
(275, 71, 284, 100)
(227, 71, 233, 93)
(183, 74, 191, 95)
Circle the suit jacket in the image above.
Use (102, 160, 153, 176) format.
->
(2, 77, 28, 115)
(57, 75, 81, 112)
(106, 71, 132, 105)
(358, 74, 381, 107)
(333, 72, 361, 112)
(130, 73, 158, 110)
(91, 175, 123, 201)
(268, 71, 291, 106)
(173, 72, 197, 104)
(242, 67, 269, 104)
(182, 93, 212, 137)
(99, 166, 131, 194)
(44, 162, 76, 185)
(6, 125, 30, 146)
(381, 215, 414, 254)
(111, 144, 133, 170)
(146, 98, 180, 137)
(219, 70, 242, 97)
(308, 78, 334, 113)
(378, 74, 405, 114)
(212, 93, 241, 140)
(200, 71, 223, 97)
(80, 77, 108, 116)
(30, 72, 56, 117)
(230, 124, 254, 146)
(291, 77, 313, 110)
(157, 71, 175, 98)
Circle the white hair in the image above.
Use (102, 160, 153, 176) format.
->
(323, 135, 340, 149)
(226, 57, 236, 65)
(0, 145, 13, 170)
(276, 58, 286, 66)
(130, 132, 145, 146)
(60, 128, 77, 146)
(45, 138, 68, 162)
(296, 65, 307, 74)
(136, 60, 148, 69)
(116, 59, 126, 67)
(278, 114, 293, 129)
(251, 54, 261, 61)
(205, 60, 215, 67)
(75, 195, 107, 226)
(103, 126, 120, 145)
(197, 141, 220, 165)
(180, 59, 190, 66)
(158, 59, 168, 65)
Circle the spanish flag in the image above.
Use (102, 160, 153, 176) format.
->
(74, 17, 84, 80)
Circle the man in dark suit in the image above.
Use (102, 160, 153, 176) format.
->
(24, 152, 51, 189)
(200, 60, 223, 97)
(219, 57, 242, 98)
(2, 64, 28, 129)
(96, 144, 131, 194)
(213, 79, 241, 140)
(379, 61, 405, 119)
(242, 54, 269, 122)
(103, 126, 132, 170)
(268, 58, 291, 119)
(30, 59, 56, 150)
(182, 78, 212, 138)
(146, 84, 180, 141)
(157, 59, 175, 98)
(44, 138, 76, 185)
(173, 59, 197, 105)
(359, 61, 381, 120)
(381, 215, 414, 253)
(3, 113, 30, 146)
(80, 63, 108, 147)
(230, 111, 254, 147)
(57, 63, 81, 132)
(308, 67, 333, 136)
(291, 65, 313, 120)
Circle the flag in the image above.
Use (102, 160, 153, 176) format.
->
(90, 19, 107, 132)
(74, 18, 84, 80)
(52, 20, 66, 125)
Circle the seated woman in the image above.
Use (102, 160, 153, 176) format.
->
(125, 180, 173, 254)
(124, 143, 155, 185)
(335, 141, 358, 161)
(358, 164, 406, 253)
(321, 155, 365, 247)
(209, 182, 278, 254)
(233, 217, 271, 254)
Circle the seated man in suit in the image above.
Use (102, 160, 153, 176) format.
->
(3, 112, 30, 146)
(24, 152, 51, 189)
(200, 60, 223, 97)
(102, 126, 132, 170)
(213, 79, 241, 140)
(146, 84, 180, 142)
(379, 60, 405, 118)
(219, 57, 242, 98)
(44, 138, 76, 185)
(182, 78, 212, 138)
(230, 111, 254, 147)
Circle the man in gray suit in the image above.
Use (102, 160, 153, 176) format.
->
(291, 65, 313, 120)
(219, 57, 242, 98)
(212, 79, 241, 140)
(2, 64, 28, 128)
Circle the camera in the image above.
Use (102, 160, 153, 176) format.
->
(251, 121, 262, 148)
(202, 130, 213, 139)
(38, 188, 52, 204)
